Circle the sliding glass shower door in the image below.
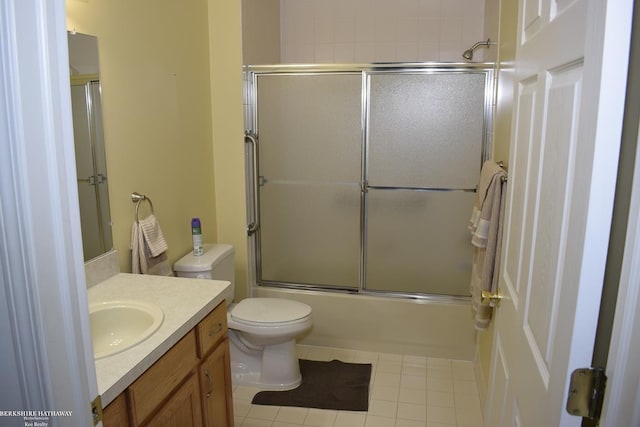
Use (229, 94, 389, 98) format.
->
(364, 73, 486, 296)
(256, 74, 363, 289)
(249, 66, 492, 297)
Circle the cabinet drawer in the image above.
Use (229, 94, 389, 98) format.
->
(196, 302, 227, 357)
(127, 330, 198, 425)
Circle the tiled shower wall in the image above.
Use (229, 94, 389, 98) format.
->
(280, 0, 487, 64)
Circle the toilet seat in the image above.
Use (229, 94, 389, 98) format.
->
(230, 298, 311, 325)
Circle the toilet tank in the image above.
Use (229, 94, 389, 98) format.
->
(174, 243, 235, 303)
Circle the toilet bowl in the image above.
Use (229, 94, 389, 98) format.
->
(227, 297, 312, 389)
(173, 244, 313, 390)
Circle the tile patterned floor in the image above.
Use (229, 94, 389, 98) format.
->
(232, 345, 484, 427)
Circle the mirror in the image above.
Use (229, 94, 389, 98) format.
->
(68, 32, 113, 261)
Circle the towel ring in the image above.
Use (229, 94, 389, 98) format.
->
(131, 192, 154, 223)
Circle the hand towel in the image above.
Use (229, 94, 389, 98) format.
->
(138, 213, 169, 257)
(131, 214, 173, 276)
(469, 161, 507, 330)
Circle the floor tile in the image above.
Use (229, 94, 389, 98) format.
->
(231, 344, 484, 427)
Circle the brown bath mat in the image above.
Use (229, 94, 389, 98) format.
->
(251, 359, 372, 411)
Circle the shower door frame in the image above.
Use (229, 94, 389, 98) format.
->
(245, 63, 495, 301)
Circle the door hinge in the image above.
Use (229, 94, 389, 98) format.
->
(91, 395, 103, 426)
(566, 367, 607, 422)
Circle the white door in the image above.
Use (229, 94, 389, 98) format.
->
(485, 0, 633, 425)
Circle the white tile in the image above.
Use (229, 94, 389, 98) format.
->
(401, 374, 427, 390)
(419, 0, 441, 17)
(402, 364, 428, 377)
(234, 400, 252, 417)
(398, 402, 427, 422)
(453, 379, 479, 395)
(374, 372, 402, 388)
(426, 391, 454, 408)
(305, 346, 334, 361)
(427, 358, 451, 369)
(241, 418, 273, 427)
(233, 346, 484, 427)
(335, 18, 356, 43)
(396, 419, 427, 427)
(276, 406, 309, 424)
(452, 363, 476, 381)
(354, 350, 379, 364)
(234, 386, 261, 401)
(379, 352, 404, 363)
(377, 359, 403, 374)
(398, 387, 427, 405)
(426, 405, 456, 425)
(334, 411, 367, 427)
(368, 399, 398, 418)
(364, 415, 396, 427)
(273, 422, 303, 427)
(371, 384, 401, 401)
(247, 404, 280, 421)
(296, 344, 312, 359)
(330, 348, 356, 362)
(427, 367, 453, 380)
(403, 355, 427, 367)
(303, 408, 337, 427)
(314, 43, 335, 63)
(335, 44, 356, 63)
(426, 377, 454, 393)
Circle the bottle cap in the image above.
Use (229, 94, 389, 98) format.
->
(191, 218, 201, 228)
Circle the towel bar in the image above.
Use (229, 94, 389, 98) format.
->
(497, 161, 508, 183)
(131, 192, 154, 222)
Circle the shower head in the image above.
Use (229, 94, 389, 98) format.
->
(462, 39, 496, 61)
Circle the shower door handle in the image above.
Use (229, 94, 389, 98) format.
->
(245, 131, 260, 235)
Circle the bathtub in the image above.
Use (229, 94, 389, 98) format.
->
(253, 286, 477, 361)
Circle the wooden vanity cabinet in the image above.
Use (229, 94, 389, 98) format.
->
(196, 302, 234, 427)
(101, 301, 233, 427)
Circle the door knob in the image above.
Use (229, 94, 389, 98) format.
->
(481, 290, 504, 305)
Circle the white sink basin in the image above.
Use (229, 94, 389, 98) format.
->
(89, 300, 164, 359)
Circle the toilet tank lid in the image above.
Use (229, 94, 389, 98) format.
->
(174, 243, 234, 272)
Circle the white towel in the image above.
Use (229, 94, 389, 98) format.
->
(469, 161, 507, 330)
(131, 214, 173, 276)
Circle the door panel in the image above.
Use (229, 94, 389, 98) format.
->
(259, 182, 361, 288)
(257, 74, 362, 183)
(367, 72, 486, 189)
(256, 73, 362, 288)
(486, 0, 630, 424)
(365, 189, 474, 296)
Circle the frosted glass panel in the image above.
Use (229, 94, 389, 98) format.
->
(365, 189, 474, 296)
(368, 72, 486, 188)
(260, 182, 361, 287)
(257, 74, 362, 183)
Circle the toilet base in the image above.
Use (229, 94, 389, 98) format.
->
(229, 330, 302, 390)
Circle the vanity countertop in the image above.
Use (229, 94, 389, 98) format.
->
(88, 273, 230, 407)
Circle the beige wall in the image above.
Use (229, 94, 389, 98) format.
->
(207, 0, 249, 301)
(66, 0, 248, 296)
(477, 0, 518, 392)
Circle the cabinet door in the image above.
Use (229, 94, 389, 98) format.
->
(144, 373, 202, 427)
(199, 338, 233, 427)
(103, 394, 129, 427)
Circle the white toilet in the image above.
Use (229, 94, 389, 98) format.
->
(174, 243, 312, 390)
